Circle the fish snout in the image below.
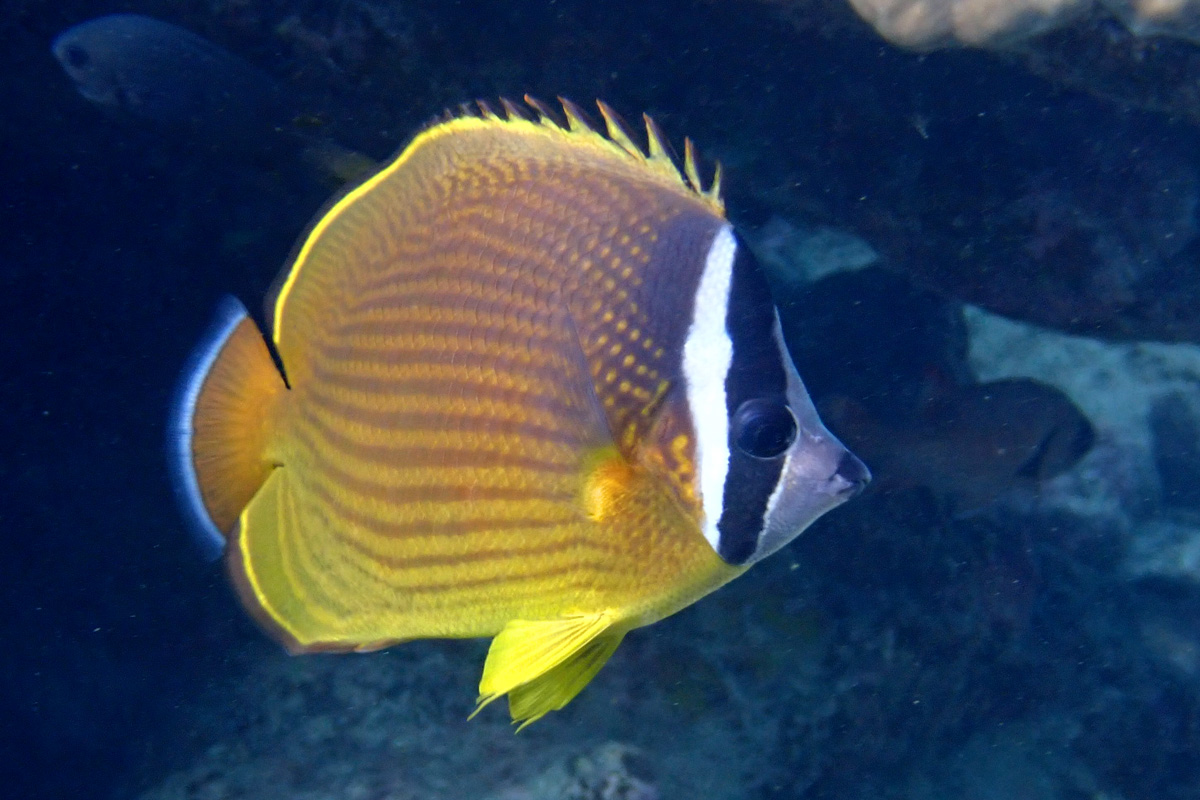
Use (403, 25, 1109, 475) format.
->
(830, 450, 871, 499)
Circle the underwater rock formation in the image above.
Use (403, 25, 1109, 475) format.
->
(848, 103, 1200, 343)
(842, 0, 1200, 49)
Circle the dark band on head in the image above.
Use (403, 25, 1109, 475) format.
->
(716, 235, 790, 565)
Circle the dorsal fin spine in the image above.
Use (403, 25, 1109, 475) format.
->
(643, 113, 669, 164)
(440, 96, 722, 214)
(523, 94, 560, 126)
(597, 101, 643, 160)
(559, 97, 590, 133)
(500, 97, 526, 120)
(707, 162, 723, 206)
(476, 99, 501, 121)
(684, 138, 702, 193)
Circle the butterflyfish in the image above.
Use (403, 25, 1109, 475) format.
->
(170, 98, 870, 725)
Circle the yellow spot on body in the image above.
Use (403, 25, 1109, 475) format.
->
(622, 354, 635, 367)
(584, 456, 635, 522)
(635, 364, 647, 376)
(629, 329, 641, 341)
(602, 311, 615, 323)
(605, 370, 617, 384)
(672, 434, 691, 458)
(619, 380, 632, 393)
(609, 343, 622, 356)
(615, 320, 627, 332)
(621, 422, 638, 447)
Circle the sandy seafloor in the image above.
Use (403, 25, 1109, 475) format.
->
(5, 1, 1200, 799)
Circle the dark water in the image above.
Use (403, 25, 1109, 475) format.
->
(5, 2, 1200, 798)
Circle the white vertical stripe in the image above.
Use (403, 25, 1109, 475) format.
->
(682, 224, 737, 553)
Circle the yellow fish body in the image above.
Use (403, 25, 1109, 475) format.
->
(170, 98, 869, 725)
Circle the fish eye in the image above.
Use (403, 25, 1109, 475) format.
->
(732, 398, 797, 459)
(64, 44, 90, 69)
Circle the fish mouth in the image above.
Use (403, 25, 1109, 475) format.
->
(829, 450, 871, 499)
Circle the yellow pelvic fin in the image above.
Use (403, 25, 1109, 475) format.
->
(508, 631, 625, 729)
(474, 612, 618, 724)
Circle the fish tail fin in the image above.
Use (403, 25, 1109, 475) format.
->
(168, 297, 286, 560)
(473, 614, 623, 727)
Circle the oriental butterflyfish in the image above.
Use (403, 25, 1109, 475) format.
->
(168, 97, 870, 727)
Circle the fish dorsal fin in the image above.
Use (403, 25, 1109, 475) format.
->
(501, 96, 723, 215)
(474, 612, 617, 724)
(499, 96, 526, 119)
(684, 137, 722, 198)
(269, 96, 725, 347)
(558, 97, 592, 133)
(596, 101, 642, 158)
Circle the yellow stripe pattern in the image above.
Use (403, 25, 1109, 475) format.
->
(234, 100, 740, 653)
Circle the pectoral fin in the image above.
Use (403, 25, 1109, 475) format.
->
(474, 612, 620, 725)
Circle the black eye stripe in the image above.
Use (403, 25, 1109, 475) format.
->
(722, 235, 787, 414)
(716, 236, 791, 565)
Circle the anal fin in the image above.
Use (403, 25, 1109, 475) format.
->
(474, 613, 620, 726)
